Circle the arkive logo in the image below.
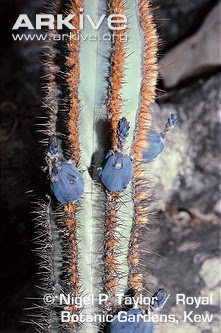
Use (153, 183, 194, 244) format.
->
(12, 10, 128, 31)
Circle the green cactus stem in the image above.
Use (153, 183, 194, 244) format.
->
(35, 0, 159, 332)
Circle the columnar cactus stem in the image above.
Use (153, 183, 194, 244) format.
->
(37, 0, 161, 332)
(43, 0, 61, 139)
(129, 0, 158, 294)
(63, 204, 79, 327)
(103, 0, 126, 308)
(64, 0, 83, 327)
(103, 192, 119, 307)
(107, 0, 126, 149)
(66, 0, 82, 164)
(33, 198, 61, 332)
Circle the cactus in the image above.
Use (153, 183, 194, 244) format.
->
(31, 0, 175, 332)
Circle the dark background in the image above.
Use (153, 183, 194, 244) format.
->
(0, 0, 220, 332)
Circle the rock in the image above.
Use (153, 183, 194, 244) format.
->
(200, 287, 221, 306)
(148, 103, 189, 207)
(170, 305, 186, 321)
(177, 241, 200, 252)
(214, 199, 221, 215)
(144, 275, 159, 287)
(150, 74, 221, 212)
(153, 0, 217, 50)
(159, 2, 221, 88)
(155, 322, 199, 333)
(199, 258, 221, 289)
(149, 74, 220, 333)
(175, 211, 192, 226)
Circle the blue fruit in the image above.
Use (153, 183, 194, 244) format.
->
(143, 130, 164, 163)
(50, 162, 84, 204)
(99, 151, 133, 192)
(107, 309, 153, 333)
(151, 289, 167, 309)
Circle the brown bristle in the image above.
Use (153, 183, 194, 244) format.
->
(61, 2, 83, 327)
(64, 203, 79, 295)
(102, 0, 127, 308)
(66, 0, 83, 164)
(128, 0, 158, 295)
(43, 1, 62, 139)
(128, 273, 143, 293)
(103, 192, 119, 296)
(107, 0, 127, 149)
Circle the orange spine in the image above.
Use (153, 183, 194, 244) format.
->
(43, 1, 61, 138)
(66, 0, 82, 164)
(64, 0, 82, 322)
(103, 0, 126, 307)
(64, 204, 79, 326)
(128, 0, 158, 294)
(103, 192, 119, 306)
(107, 0, 126, 149)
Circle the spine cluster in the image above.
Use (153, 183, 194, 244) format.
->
(129, 0, 158, 294)
(64, 0, 83, 326)
(107, 0, 126, 150)
(103, 0, 126, 309)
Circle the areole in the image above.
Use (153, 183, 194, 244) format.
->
(12, 12, 128, 31)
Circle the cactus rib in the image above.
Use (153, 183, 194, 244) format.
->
(66, 0, 82, 165)
(107, 0, 127, 150)
(63, 0, 83, 326)
(103, 0, 127, 308)
(129, 0, 158, 294)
